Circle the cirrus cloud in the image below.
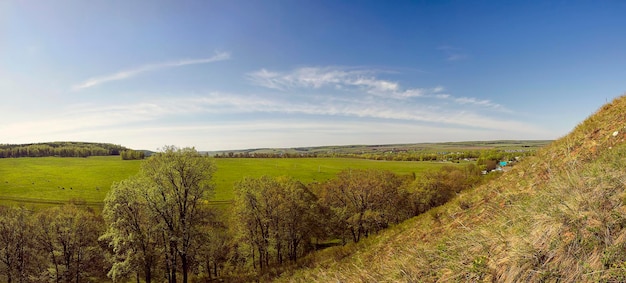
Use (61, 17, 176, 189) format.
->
(72, 51, 231, 90)
(247, 66, 444, 99)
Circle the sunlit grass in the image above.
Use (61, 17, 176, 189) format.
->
(0, 156, 141, 204)
(0, 156, 453, 206)
(211, 158, 454, 200)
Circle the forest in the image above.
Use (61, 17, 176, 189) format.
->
(0, 146, 496, 282)
(0, 142, 127, 158)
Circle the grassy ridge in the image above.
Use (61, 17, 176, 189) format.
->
(0, 157, 453, 206)
(275, 95, 626, 282)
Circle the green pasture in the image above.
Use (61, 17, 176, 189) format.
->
(0, 156, 455, 207)
(211, 158, 453, 200)
(0, 157, 141, 205)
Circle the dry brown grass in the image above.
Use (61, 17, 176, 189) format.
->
(274, 95, 626, 283)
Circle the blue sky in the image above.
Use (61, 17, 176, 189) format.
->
(1, 1, 625, 151)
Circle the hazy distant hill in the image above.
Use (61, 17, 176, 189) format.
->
(204, 140, 552, 157)
(276, 95, 626, 282)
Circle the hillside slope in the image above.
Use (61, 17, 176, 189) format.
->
(278, 95, 626, 282)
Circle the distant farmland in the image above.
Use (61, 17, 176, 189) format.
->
(0, 156, 455, 207)
(0, 156, 141, 206)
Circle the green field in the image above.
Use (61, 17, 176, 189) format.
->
(0, 157, 142, 206)
(0, 156, 455, 207)
(211, 158, 453, 200)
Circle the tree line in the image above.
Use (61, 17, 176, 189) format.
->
(119, 149, 146, 160)
(0, 204, 105, 283)
(212, 149, 536, 165)
(0, 147, 492, 282)
(0, 142, 127, 158)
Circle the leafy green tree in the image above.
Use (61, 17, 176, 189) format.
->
(194, 217, 232, 281)
(139, 146, 216, 283)
(317, 169, 408, 243)
(121, 150, 145, 160)
(0, 206, 36, 283)
(101, 177, 161, 283)
(234, 177, 276, 270)
(35, 204, 104, 283)
(280, 178, 318, 261)
(234, 176, 318, 270)
(102, 146, 216, 283)
(408, 165, 482, 215)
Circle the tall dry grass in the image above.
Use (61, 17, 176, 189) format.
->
(275, 95, 626, 282)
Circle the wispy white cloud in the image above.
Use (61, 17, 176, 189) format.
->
(438, 46, 468, 62)
(180, 93, 532, 133)
(247, 67, 367, 90)
(72, 52, 231, 90)
(446, 54, 467, 61)
(247, 66, 509, 113)
(0, 90, 526, 136)
(148, 120, 537, 150)
(17, 63, 515, 143)
(243, 66, 527, 132)
(247, 66, 443, 99)
(246, 68, 286, 90)
(454, 97, 509, 112)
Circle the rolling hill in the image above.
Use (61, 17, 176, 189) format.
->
(204, 140, 551, 157)
(276, 95, 626, 282)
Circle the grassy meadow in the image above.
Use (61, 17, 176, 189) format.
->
(0, 156, 142, 206)
(0, 156, 454, 207)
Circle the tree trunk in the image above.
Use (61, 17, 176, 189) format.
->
(18, 248, 25, 283)
(257, 247, 264, 270)
(51, 252, 60, 283)
(164, 254, 171, 283)
(251, 245, 256, 270)
(169, 241, 177, 283)
(206, 259, 212, 281)
(6, 262, 12, 283)
(75, 249, 81, 283)
(65, 260, 71, 283)
(276, 242, 282, 264)
(144, 262, 152, 283)
(182, 256, 189, 283)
